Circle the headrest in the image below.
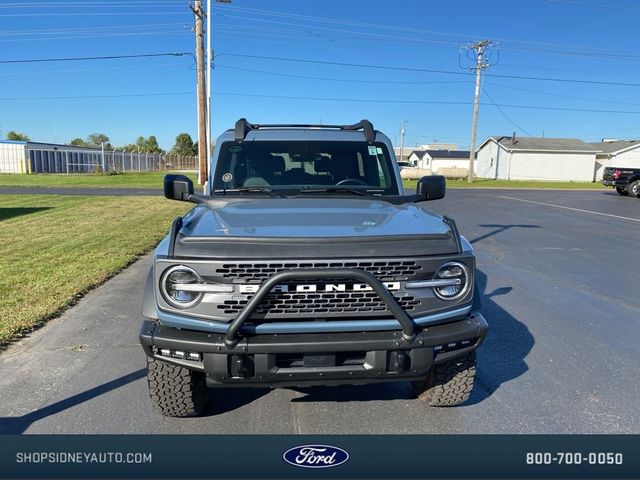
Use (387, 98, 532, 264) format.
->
(266, 154, 285, 172)
(314, 157, 331, 173)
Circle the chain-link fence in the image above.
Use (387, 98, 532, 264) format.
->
(0, 143, 197, 174)
(27, 147, 197, 174)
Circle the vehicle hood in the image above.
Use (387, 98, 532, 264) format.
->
(172, 198, 460, 259)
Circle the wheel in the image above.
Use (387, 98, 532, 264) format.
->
(146, 357, 208, 417)
(616, 186, 628, 196)
(411, 351, 476, 406)
(627, 180, 640, 197)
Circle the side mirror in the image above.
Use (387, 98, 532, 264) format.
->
(164, 174, 194, 202)
(416, 175, 446, 201)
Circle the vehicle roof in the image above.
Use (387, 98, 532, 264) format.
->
(217, 128, 391, 144)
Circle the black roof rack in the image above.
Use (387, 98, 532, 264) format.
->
(233, 118, 376, 144)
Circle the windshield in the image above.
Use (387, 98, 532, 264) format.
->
(212, 141, 399, 195)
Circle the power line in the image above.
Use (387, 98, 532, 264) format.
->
(214, 13, 465, 49)
(216, 64, 473, 85)
(220, 53, 473, 76)
(0, 11, 187, 17)
(0, 92, 193, 101)
(220, 53, 640, 87)
(212, 91, 640, 114)
(213, 5, 474, 41)
(0, 52, 190, 64)
(544, 0, 640, 12)
(216, 4, 636, 57)
(4, 88, 640, 115)
(482, 87, 533, 136)
(0, 1, 182, 6)
(0, 23, 187, 36)
(0, 23, 189, 42)
(488, 71, 640, 87)
(213, 19, 640, 61)
(0, 63, 191, 77)
(494, 61, 640, 79)
(212, 5, 640, 61)
(404, 133, 469, 141)
(485, 81, 640, 107)
(0, 32, 189, 43)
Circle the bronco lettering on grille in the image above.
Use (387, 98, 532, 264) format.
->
(238, 282, 401, 294)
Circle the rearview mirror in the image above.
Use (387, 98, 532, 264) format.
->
(164, 174, 194, 202)
(416, 175, 446, 201)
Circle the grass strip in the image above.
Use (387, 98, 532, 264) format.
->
(0, 194, 189, 346)
(0, 172, 197, 189)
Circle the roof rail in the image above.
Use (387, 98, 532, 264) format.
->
(233, 118, 376, 143)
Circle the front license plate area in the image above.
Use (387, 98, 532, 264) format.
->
(303, 353, 336, 367)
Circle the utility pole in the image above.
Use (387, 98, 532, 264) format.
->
(205, 0, 231, 181)
(466, 40, 493, 183)
(192, 0, 207, 186)
(101, 142, 106, 172)
(206, 0, 212, 179)
(399, 120, 407, 162)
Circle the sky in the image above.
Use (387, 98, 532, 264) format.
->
(2, 0, 640, 150)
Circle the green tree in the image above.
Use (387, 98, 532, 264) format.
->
(170, 133, 197, 156)
(145, 135, 162, 154)
(6, 130, 29, 141)
(86, 133, 112, 149)
(121, 135, 163, 153)
(69, 138, 88, 147)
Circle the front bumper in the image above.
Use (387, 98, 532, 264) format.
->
(139, 312, 488, 388)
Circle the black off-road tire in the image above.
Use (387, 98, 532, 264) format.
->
(615, 186, 628, 196)
(146, 357, 208, 417)
(627, 180, 640, 197)
(411, 351, 476, 406)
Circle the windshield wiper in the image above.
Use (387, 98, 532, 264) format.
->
(214, 188, 285, 198)
(298, 187, 379, 197)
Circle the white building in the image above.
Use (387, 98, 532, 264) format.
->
(588, 140, 640, 181)
(475, 136, 600, 182)
(409, 150, 470, 173)
(0, 140, 107, 173)
(417, 143, 458, 151)
(395, 143, 457, 162)
(0, 140, 28, 173)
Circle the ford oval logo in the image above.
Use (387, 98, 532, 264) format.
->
(283, 444, 349, 468)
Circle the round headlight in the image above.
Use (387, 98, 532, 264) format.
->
(433, 262, 470, 300)
(160, 265, 203, 308)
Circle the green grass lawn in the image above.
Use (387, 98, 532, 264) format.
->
(0, 171, 198, 189)
(403, 178, 606, 190)
(1, 172, 606, 191)
(0, 194, 190, 347)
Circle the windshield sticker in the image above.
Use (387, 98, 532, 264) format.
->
(368, 145, 378, 156)
(228, 145, 242, 153)
(221, 172, 233, 183)
(376, 147, 383, 154)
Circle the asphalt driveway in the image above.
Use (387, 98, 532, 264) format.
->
(0, 189, 638, 434)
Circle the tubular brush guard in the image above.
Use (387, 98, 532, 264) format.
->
(223, 268, 418, 346)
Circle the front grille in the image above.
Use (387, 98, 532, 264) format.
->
(215, 260, 422, 283)
(216, 289, 420, 318)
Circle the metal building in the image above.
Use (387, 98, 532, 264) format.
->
(0, 140, 196, 174)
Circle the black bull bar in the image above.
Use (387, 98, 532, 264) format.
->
(223, 268, 417, 346)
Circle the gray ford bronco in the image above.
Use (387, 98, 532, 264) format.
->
(139, 119, 488, 417)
